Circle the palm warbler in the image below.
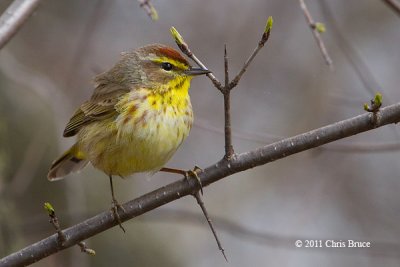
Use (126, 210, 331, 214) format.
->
(48, 44, 209, 227)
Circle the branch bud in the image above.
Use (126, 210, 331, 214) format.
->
(265, 16, 273, 33)
(315, 22, 326, 33)
(150, 6, 158, 21)
(374, 92, 383, 107)
(44, 202, 55, 217)
(85, 248, 96, 256)
(170, 27, 191, 55)
(364, 92, 383, 112)
(260, 16, 273, 46)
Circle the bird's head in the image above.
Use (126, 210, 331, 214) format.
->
(107, 44, 210, 93)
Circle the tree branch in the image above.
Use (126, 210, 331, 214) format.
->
(223, 45, 234, 158)
(147, 209, 400, 258)
(193, 192, 227, 261)
(299, 0, 333, 68)
(319, 0, 380, 97)
(172, 18, 272, 158)
(0, 0, 42, 50)
(228, 17, 273, 89)
(382, 0, 400, 16)
(170, 27, 223, 91)
(2, 102, 400, 266)
(170, 22, 272, 256)
(137, 0, 158, 21)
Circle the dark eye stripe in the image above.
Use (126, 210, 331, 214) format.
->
(161, 62, 173, 71)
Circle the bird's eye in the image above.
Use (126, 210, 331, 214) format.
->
(161, 62, 173, 71)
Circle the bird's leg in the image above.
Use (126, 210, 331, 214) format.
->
(160, 166, 203, 194)
(109, 175, 126, 232)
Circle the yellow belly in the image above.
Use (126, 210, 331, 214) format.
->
(77, 89, 193, 176)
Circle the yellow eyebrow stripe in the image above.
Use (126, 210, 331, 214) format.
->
(151, 57, 189, 70)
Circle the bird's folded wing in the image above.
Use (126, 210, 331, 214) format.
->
(63, 88, 129, 137)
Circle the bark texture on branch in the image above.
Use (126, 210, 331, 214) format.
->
(1, 103, 400, 267)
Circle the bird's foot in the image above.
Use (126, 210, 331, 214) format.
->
(111, 198, 126, 233)
(184, 165, 203, 195)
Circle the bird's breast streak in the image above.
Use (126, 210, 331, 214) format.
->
(106, 88, 193, 175)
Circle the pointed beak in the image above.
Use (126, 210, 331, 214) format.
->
(184, 67, 211, 76)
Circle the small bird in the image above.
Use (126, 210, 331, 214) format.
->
(48, 44, 210, 229)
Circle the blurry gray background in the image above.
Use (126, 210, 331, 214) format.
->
(1, 0, 400, 266)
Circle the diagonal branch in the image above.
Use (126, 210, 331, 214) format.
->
(228, 17, 273, 89)
(0, 0, 42, 50)
(319, 0, 386, 98)
(170, 27, 223, 91)
(382, 0, 400, 16)
(147, 209, 400, 258)
(137, 0, 158, 21)
(299, 0, 333, 68)
(2, 102, 400, 266)
(193, 192, 227, 261)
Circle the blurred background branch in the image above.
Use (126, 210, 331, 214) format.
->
(137, 0, 158, 21)
(299, 0, 333, 68)
(382, 0, 400, 16)
(0, 0, 42, 49)
(319, 1, 384, 98)
(1, 1, 400, 266)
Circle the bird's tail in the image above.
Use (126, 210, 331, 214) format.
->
(47, 144, 88, 181)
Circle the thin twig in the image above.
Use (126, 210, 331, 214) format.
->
(171, 25, 272, 257)
(319, 0, 400, 139)
(224, 44, 229, 90)
(193, 192, 227, 261)
(170, 29, 233, 258)
(3, 102, 400, 266)
(137, 0, 158, 20)
(170, 27, 223, 91)
(382, 0, 400, 16)
(171, 21, 271, 157)
(191, 53, 224, 91)
(171, 25, 271, 258)
(44, 203, 67, 246)
(299, 0, 333, 68)
(145, 209, 400, 259)
(229, 18, 273, 89)
(0, 0, 43, 50)
(223, 45, 234, 158)
(77, 242, 96, 256)
(319, 1, 382, 97)
(43, 203, 95, 256)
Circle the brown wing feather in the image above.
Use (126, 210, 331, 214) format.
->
(63, 87, 129, 137)
(63, 50, 142, 137)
